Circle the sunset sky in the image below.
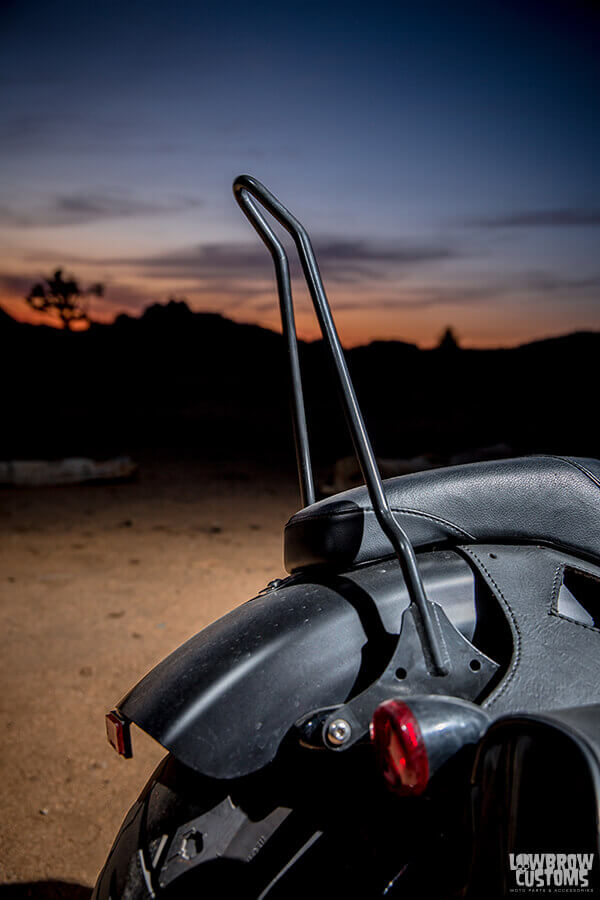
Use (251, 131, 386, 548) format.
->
(1, 0, 599, 347)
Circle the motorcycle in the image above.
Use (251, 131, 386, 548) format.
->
(93, 176, 600, 899)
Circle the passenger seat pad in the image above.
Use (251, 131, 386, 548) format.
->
(284, 456, 600, 572)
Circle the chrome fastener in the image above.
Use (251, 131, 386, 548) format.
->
(326, 718, 352, 746)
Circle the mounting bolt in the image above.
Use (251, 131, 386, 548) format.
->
(326, 718, 352, 746)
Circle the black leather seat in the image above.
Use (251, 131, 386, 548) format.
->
(284, 456, 600, 573)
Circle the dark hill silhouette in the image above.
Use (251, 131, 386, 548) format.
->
(0, 307, 18, 328)
(2, 301, 599, 467)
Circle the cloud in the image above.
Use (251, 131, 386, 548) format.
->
(0, 190, 202, 228)
(114, 237, 459, 283)
(395, 270, 600, 310)
(0, 273, 34, 296)
(524, 273, 600, 293)
(469, 208, 600, 228)
(366, 284, 510, 311)
(171, 277, 272, 310)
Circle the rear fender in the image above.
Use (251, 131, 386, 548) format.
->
(119, 551, 476, 778)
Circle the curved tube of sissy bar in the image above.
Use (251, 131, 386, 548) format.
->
(234, 188, 314, 507)
(233, 175, 448, 676)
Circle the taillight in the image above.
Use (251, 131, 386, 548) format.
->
(105, 710, 133, 758)
(370, 695, 490, 796)
(370, 699, 429, 795)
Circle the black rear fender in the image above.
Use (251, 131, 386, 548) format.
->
(119, 550, 476, 778)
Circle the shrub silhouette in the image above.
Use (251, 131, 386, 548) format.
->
(25, 269, 103, 330)
(437, 326, 460, 351)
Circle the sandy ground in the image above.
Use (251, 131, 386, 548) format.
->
(0, 460, 299, 895)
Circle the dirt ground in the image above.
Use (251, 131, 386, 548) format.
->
(0, 460, 299, 895)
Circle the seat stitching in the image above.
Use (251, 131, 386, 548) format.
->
(548, 563, 564, 616)
(383, 508, 475, 539)
(462, 547, 521, 709)
(287, 506, 475, 539)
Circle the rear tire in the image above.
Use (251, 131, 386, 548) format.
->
(92, 753, 424, 899)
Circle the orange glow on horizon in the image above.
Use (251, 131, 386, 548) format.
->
(2, 291, 596, 350)
(1, 295, 113, 329)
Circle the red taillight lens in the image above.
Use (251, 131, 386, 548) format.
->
(370, 699, 429, 796)
(105, 710, 132, 758)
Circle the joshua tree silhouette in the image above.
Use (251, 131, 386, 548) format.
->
(25, 269, 103, 330)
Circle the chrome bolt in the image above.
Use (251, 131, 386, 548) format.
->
(326, 718, 352, 746)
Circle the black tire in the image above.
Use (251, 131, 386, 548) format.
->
(92, 751, 439, 899)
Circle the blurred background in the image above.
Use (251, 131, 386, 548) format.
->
(1, 0, 599, 895)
